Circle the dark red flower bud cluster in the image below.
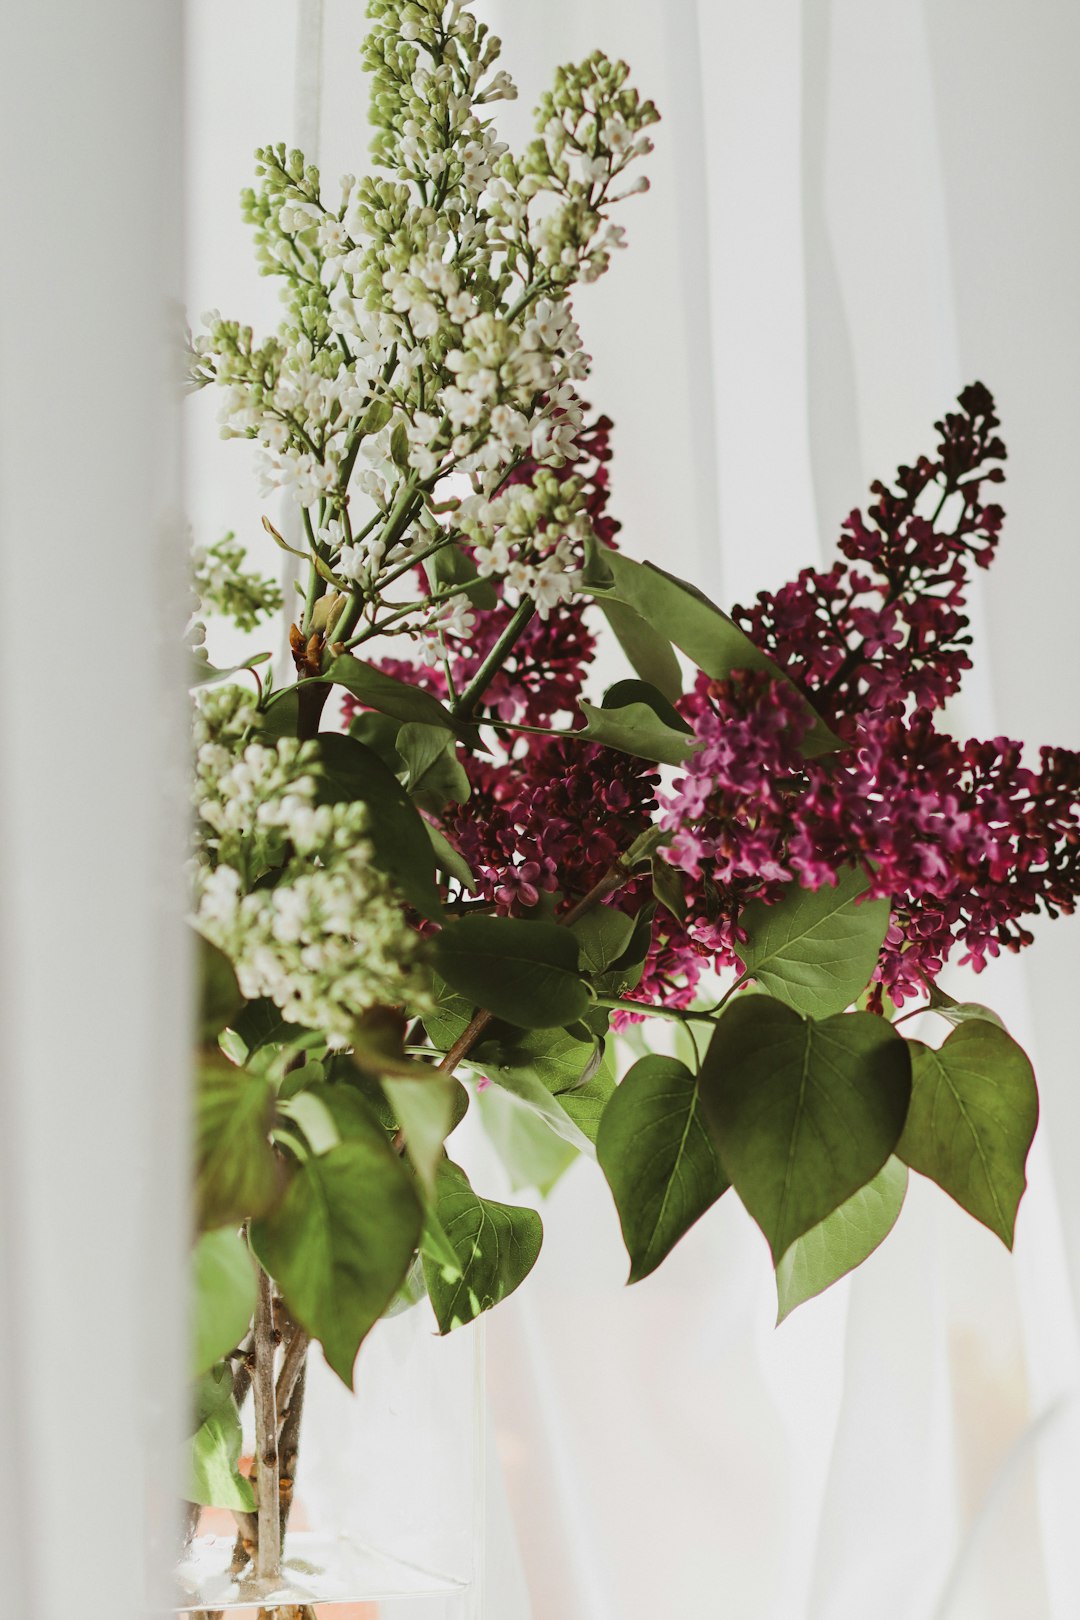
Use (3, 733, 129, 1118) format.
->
(653, 385, 1080, 1007)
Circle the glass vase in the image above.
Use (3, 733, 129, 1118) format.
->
(174, 1300, 484, 1617)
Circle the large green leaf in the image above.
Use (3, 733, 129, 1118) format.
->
(191, 1227, 256, 1377)
(738, 868, 891, 1018)
(315, 732, 441, 919)
(422, 1160, 543, 1333)
(250, 1117, 423, 1386)
(897, 1022, 1038, 1247)
(474, 1024, 601, 1095)
(422, 971, 477, 1049)
(477, 1064, 595, 1156)
(557, 1051, 617, 1143)
(325, 655, 460, 729)
(184, 1366, 255, 1512)
(597, 1055, 729, 1282)
(700, 999, 911, 1262)
(194, 1055, 281, 1231)
(597, 595, 682, 704)
(476, 1085, 579, 1196)
(576, 680, 697, 766)
(586, 550, 837, 755)
(432, 916, 589, 1029)
(571, 907, 638, 975)
(775, 1156, 908, 1322)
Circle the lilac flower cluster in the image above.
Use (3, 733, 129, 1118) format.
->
(655, 385, 1080, 1006)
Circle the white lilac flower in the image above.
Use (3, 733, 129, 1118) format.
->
(193, 731, 426, 1042)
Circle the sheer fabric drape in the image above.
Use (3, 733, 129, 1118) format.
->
(0, 3, 187, 1618)
(472, 4, 1080, 1616)
(185, 3, 1080, 1617)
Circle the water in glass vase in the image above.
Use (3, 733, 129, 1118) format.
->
(175, 1297, 483, 1618)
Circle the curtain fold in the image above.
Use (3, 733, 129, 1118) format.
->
(178, 3, 1080, 1614)
(0, 3, 187, 1617)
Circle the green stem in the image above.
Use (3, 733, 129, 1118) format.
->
(452, 598, 535, 719)
(331, 481, 423, 648)
(591, 995, 718, 1025)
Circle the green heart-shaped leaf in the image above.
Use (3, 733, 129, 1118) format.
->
(577, 698, 696, 767)
(598, 1055, 729, 1282)
(423, 1160, 543, 1333)
(897, 1021, 1038, 1247)
(775, 1156, 908, 1322)
(251, 1115, 422, 1386)
(433, 916, 588, 1029)
(738, 868, 891, 1019)
(700, 999, 911, 1262)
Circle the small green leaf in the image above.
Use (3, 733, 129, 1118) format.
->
(597, 595, 682, 704)
(738, 868, 891, 1019)
(251, 1124, 423, 1386)
(571, 908, 637, 974)
(925, 982, 1006, 1030)
(316, 732, 441, 919)
(359, 397, 394, 436)
(651, 855, 686, 923)
(700, 999, 911, 1263)
(423, 1160, 543, 1333)
(390, 421, 410, 469)
(184, 1367, 255, 1512)
(423, 540, 498, 610)
(324, 655, 460, 730)
(276, 1089, 341, 1155)
(775, 1156, 908, 1322)
(195, 1055, 281, 1231)
(474, 1023, 601, 1097)
(348, 1005, 429, 1079)
(577, 693, 697, 767)
(197, 932, 243, 1041)
(381, 1074, 458, 1191)
(225, 997, 313, 1061)
(191, 1227, 256, 1377)
(597, 1055, 729, 1282)
(433, 916, 589, 1029)
(897, 1022, 1038, 1247)
(396, 722, 471, 813)
(587, 550, 838, 755)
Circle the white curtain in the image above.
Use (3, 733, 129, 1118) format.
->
(468, 4, 1080, 1617)
(0, 3, 188, 1618)
(177, 1, 1080, 1616)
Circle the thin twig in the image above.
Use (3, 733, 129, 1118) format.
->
(252, 1264, 281, 1581)
(275, 1323, 309, 1435)
(277, 1358, 308, 1542)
